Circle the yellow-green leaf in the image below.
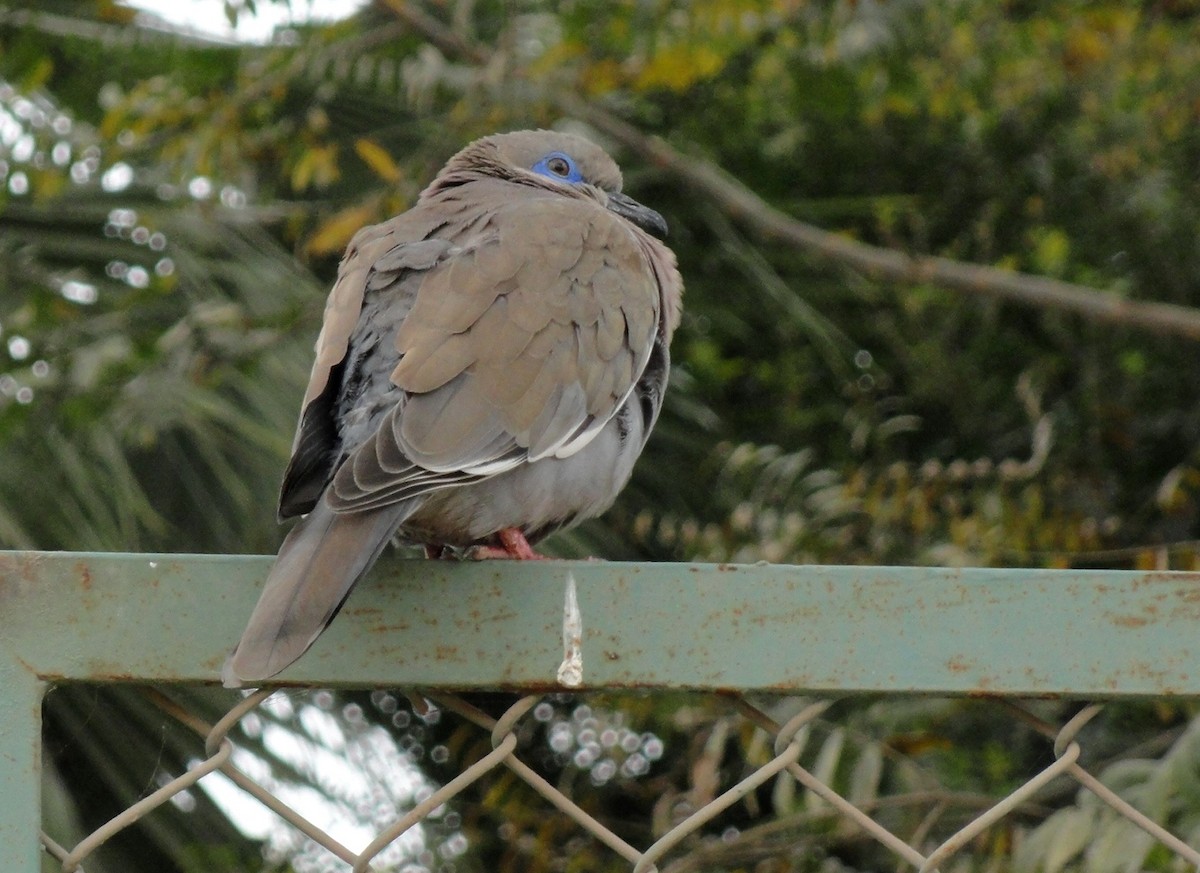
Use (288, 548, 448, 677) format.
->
(306, 202, 380, 256)
(354, 138, 403, 183)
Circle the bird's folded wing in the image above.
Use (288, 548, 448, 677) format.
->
(278, 216, 451, 517)
(327, 196, 662, 512)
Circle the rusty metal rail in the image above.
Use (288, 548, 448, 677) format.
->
(6, 551, 1200, 871)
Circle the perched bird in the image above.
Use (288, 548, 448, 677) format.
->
(224, 129, 683, 686)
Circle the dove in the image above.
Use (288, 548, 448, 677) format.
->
(224, 129, 683, 686)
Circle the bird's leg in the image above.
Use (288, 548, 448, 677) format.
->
(499, 527, 545, 559)
(468, 527, 546, 560)
(424, 544, 451, 560)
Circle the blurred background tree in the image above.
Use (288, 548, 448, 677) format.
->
(5, 1, 1200, 870)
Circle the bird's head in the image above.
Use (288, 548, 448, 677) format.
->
(428, 129, 669, 240)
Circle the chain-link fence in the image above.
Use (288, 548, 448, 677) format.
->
(36, 687, 1200, 872)
(8, 552, 1200, 872)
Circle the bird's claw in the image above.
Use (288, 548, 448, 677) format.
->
(465, 527, 546, 560)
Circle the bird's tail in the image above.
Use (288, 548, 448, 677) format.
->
(223, 499, 413, 687)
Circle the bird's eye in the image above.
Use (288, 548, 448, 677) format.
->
(532, 151, 583, 183)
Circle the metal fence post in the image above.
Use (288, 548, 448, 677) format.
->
(0, 664, 43, 873)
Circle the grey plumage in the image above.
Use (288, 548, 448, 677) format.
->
(224, 129, 683, 686)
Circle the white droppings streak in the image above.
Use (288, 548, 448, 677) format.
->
(557, 573, 583, 688)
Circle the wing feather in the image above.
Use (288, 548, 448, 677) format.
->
(324, 191, 663, 512)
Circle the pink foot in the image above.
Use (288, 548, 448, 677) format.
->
(468, 527, 546, 560)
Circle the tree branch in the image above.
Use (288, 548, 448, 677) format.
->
(566, 102, 1200, 341)
(378, 0, 487, 64)
(386, 1, 1200, 341)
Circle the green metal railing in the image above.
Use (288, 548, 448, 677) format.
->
(6, 551, 1200, 871)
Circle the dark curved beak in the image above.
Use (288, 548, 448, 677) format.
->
(606, 191, 669, 240)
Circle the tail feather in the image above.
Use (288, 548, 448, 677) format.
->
(224, 499, 413, 686)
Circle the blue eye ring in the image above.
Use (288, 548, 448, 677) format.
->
(532, 151, 583, 183)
